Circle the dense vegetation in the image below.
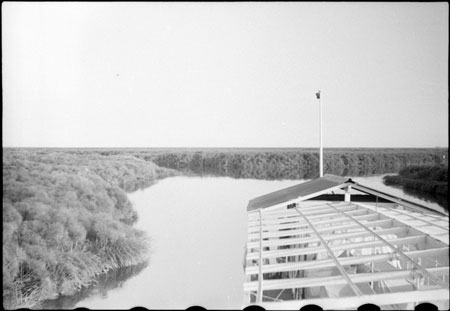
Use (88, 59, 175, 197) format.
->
(384, 165, 448, 197)
(129, 148, 447, 179)
(3, 149, 177, 309)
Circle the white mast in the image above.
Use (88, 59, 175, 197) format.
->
(316, 90, 323, 177)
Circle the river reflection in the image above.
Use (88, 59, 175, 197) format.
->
(166, 164, 389, 181)
(45, 175, 447, 309)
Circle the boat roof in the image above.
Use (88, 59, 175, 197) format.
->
(247, 174, 446, 216)
(247, 175, 350, 211)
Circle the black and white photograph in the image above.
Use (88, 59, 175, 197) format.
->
(2, 2, 449, 310)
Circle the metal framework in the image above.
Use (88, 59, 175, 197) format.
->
(244, 201, 449, 310)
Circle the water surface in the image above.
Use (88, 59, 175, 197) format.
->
(74, 176, 306, 309)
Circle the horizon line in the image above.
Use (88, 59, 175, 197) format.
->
(3, 146, 449, 149)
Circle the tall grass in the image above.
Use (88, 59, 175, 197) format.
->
(3, 150, 175, 309)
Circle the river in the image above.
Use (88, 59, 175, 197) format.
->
(44, 174, 447, 309)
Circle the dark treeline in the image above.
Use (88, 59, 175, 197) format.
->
(3, 149, 177, 309)
(129, 148, 447, 179)
(384, 165, 448, 200)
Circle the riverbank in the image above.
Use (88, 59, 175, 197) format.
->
(131, 148, 448, 179)
(2, 149, 178, 309)
(383, 165, 448, 207)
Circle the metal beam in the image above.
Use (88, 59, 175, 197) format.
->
(248, 202, 351, 220)
(326, 203, 449, 288)
(248, 209, 370, 233)
(246, 235, 427, 261)
(245, 247, 448, 275)
(248, 206, 368, 228)
(248, 216, 387, 240)
(293, 205, 363, 296)
(248, 204, 358, 226)
(248, 213, 376, 240)
(374, 205, 449, 232)
(248, 207, 364, 231)
(248, 211, 300, 222)
(244, 266, 449, 292)
(247, 226, 406, 249)
(254, 288, 449, 310)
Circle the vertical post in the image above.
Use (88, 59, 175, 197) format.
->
(318, 90, 323, 177)
(344, 185, 351, 202)
(370, 261, 374, 290)
(257, 209, 263, 304)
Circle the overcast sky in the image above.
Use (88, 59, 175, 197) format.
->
(2, 2, 448, 148)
